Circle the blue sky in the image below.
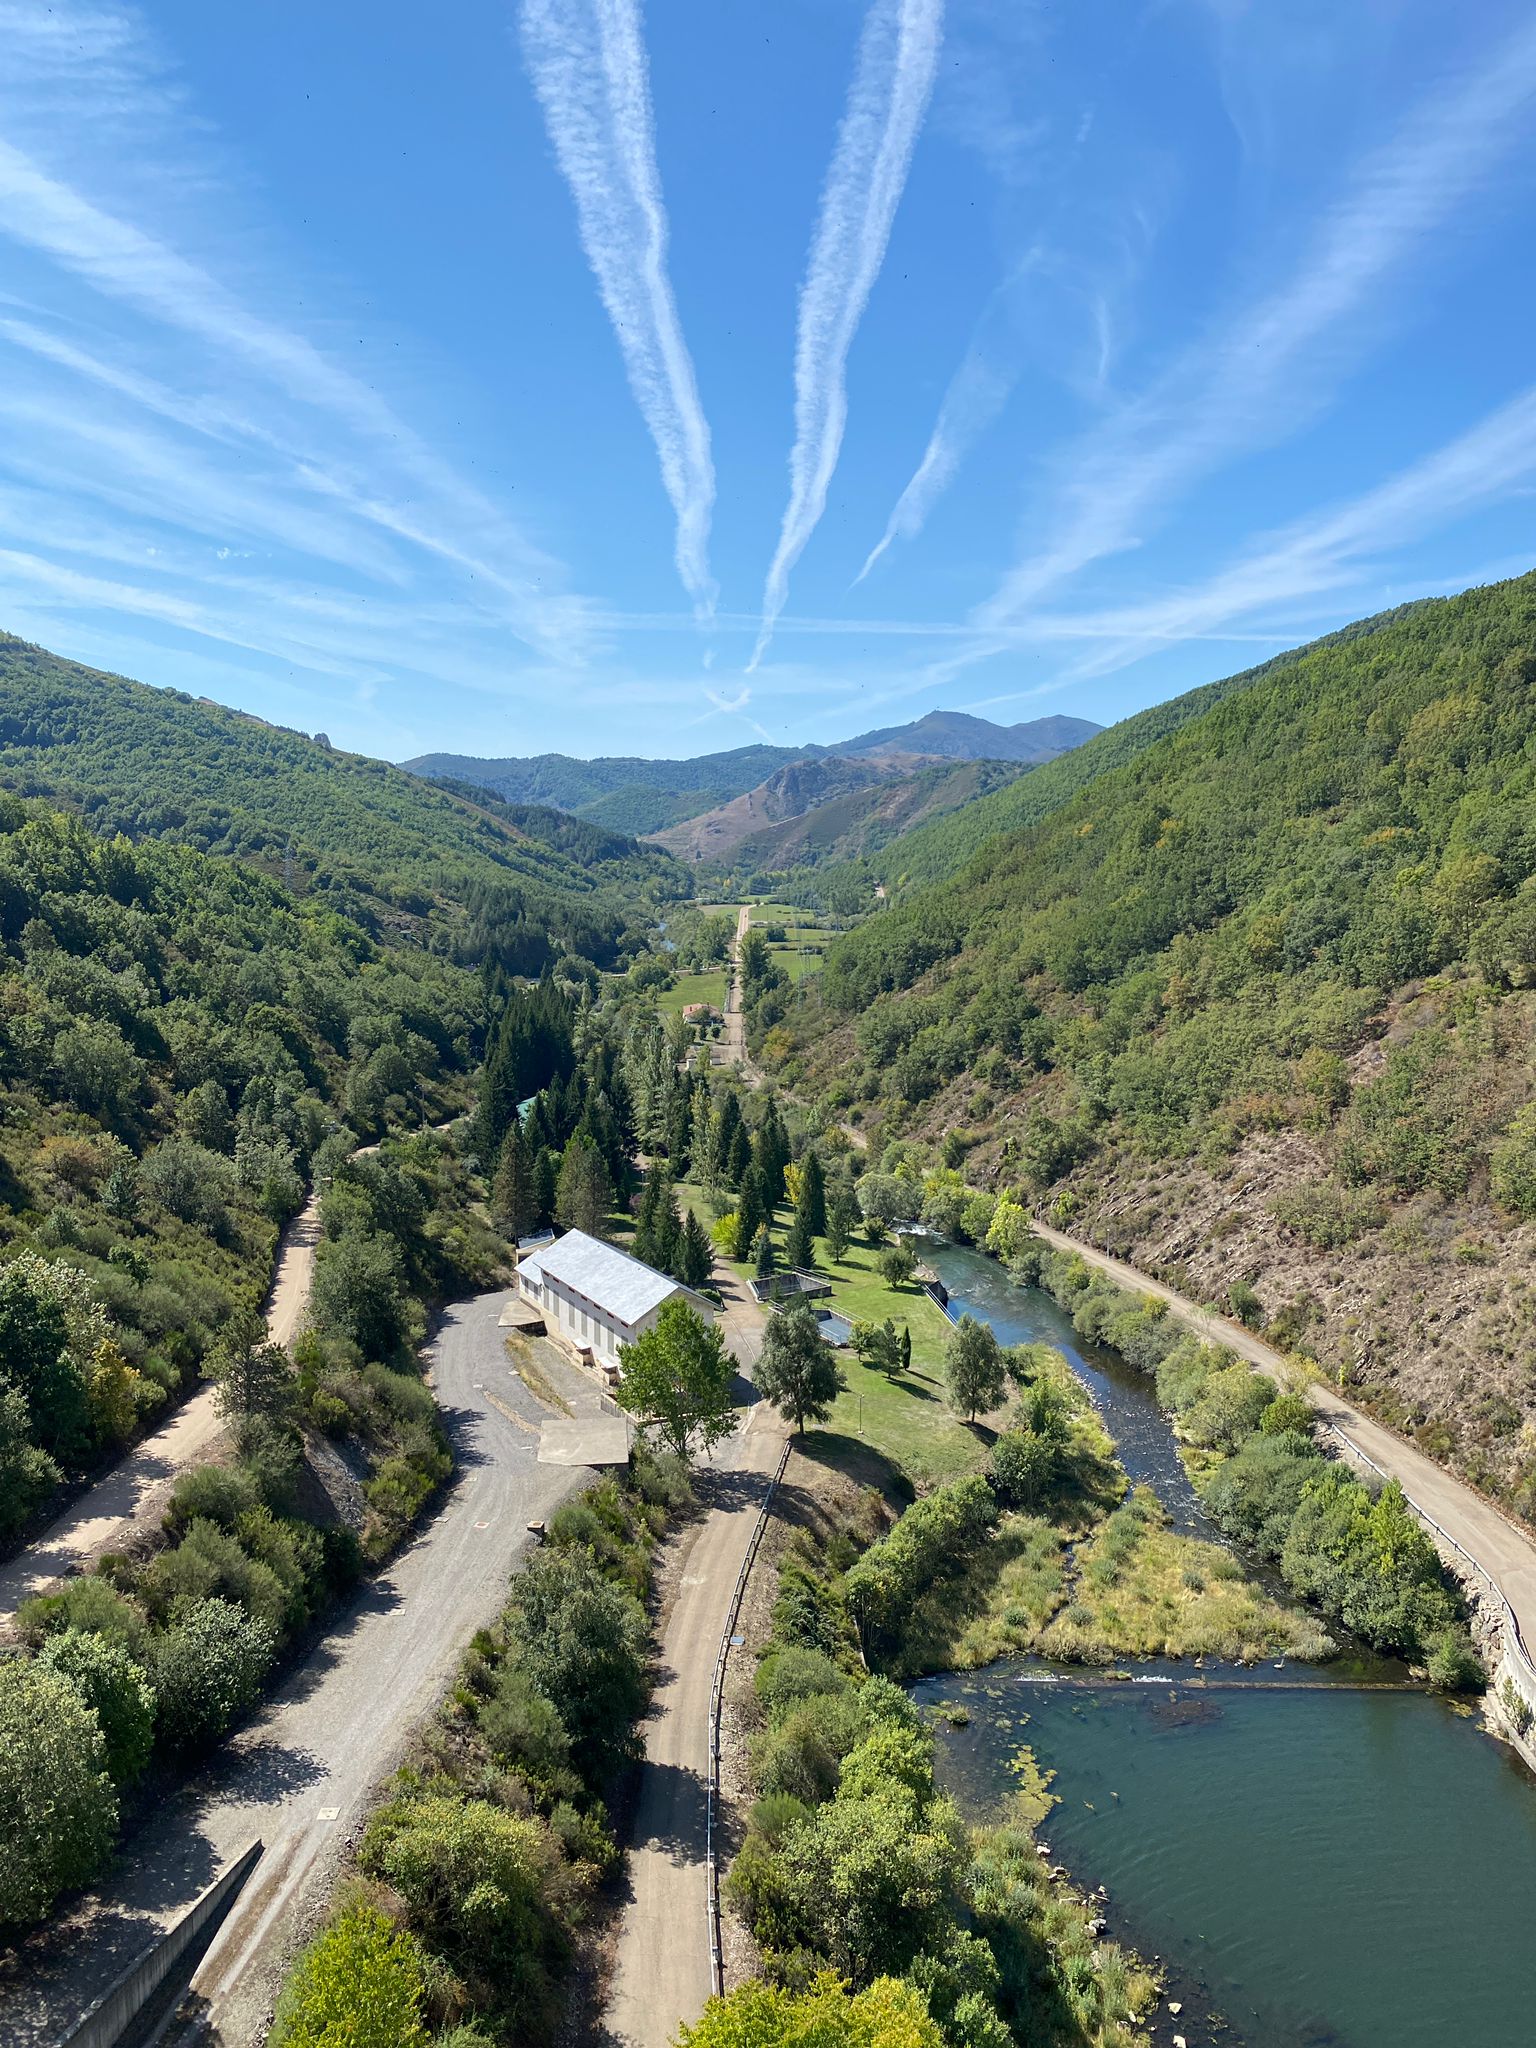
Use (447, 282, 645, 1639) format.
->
(1, 0, 1534, 763)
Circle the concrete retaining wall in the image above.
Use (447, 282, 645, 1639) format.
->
(59, 1841, 263, 2048)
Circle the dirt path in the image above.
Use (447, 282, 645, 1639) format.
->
(1030, 1219, 1536, 1670)
(715, 903, 757, 1079)
(0, 1288, 593, 2048)
(605, 1257, 784, 2046)
(0, 1187, 323, 1620)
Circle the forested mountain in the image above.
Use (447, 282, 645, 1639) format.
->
(817, 600, 1443, 900)
(405, 709, 1100, 837)
(404, 739, 806, 835)
(654, 753, 1029, 874)
(769, 571, 1536, 1519)
(0, 635, 683, 970)
(0, 790, 483, 1537)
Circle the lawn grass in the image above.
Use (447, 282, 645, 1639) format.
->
(675, 1180, 983, 1487)
(655, 967, 728, 1016)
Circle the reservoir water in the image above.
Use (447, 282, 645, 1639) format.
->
(915, 1241, 1536, 2047)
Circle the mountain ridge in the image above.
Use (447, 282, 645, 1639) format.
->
(403, 709, 1101, 836)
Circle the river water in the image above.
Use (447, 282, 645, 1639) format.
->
(915, 1241, 1536, 2048)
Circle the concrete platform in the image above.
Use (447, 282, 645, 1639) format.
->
(537, 1413, 635, 1467)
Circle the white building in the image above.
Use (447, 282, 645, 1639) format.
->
(516, 1228, 715, 1375)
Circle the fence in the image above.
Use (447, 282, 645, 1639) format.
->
(58, 1840, 263, 2048)
(705, 1437, 793, 1999)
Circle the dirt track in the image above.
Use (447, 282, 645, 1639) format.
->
(1030, 1219, 1536, 1673)
(605, 1252, 783, 2046)
(0, 1188, 324, 1620)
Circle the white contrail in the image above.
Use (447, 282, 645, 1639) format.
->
(855, 344, 1012, 583)
(520, 0, 715, 607)
(750, 0, 944, 668)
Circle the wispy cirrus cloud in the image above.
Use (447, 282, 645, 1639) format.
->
(749, 0, 945, 670)
(519, 0, 715, 608)
(974, 8, 1536, 633)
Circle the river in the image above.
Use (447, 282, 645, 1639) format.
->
(914, 1241, 1536, 2048)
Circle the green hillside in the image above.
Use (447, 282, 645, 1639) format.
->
(0, 635, 683, 969)
(770, 571, 1536, 1512)
(833, 598, 1444, 899)
(0, 789, 482, 1536)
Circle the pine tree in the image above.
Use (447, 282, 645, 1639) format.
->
(532, 1147, 558, 1227)
(666, 1088, 692, 1173)
(556, 1135, 613, 1239)
(726, 1120, 753, 1191)
(632, 1172, 664, 1267)
(900, 1324, 912, 1376)
(825, 1186, 857, 1263)
(709, 1093, 742, 1185)
(655, 1191, 683, 1278)
(491, 1123, 535, 1242)
(783, 1206, 814, 1271)
(754, 1225, 776, 1278)
(800, 1149, 827, 1237)
(733, 1171, 764, 1262)
(679, 1209, 713, 1289)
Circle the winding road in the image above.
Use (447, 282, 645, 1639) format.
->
(0, 1289, 593, 2048)
(1030, 1219, 1536, 1681)
(0, 1190, 324, 1621)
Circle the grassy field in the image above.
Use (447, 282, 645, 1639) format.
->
(676, 1180, 985, 1486)
(655, 967, 728, 1016)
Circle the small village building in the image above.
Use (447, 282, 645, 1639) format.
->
(517, 1228, 715, 1375)
(681, 1001, 719, 1022)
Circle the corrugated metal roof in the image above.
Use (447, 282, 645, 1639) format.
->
(519, 1228, 689, 1326)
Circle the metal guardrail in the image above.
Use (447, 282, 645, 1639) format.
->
(705, 1437, 792, 1999)
(1318, 1419, 1536, 1688)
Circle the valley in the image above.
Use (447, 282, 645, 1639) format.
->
(5, 574, 1536, 2048)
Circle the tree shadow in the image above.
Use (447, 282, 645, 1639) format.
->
(622, 1756, 707, 1864)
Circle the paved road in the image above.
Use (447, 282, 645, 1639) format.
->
(0, 1190, 324, 1621)
(1030, 1219, 1536, 1671)
(606, 1255, 784, 2048)
(0, 1288, 593, 2048)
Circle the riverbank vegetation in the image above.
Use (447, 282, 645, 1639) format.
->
(271, 1444, 693, 2048)
(1022, 1242, 1481, 1685)
(719, 1498, 1157, 2048)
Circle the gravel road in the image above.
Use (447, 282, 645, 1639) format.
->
(0, 1286, 592, 2048)
(605, 1255, 783, 2047)
(0, 1188, 323, 1620)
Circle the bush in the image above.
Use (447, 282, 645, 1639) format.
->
(989, 1428, 1059, 1510)
(152, 1597, 276, 1751)
(269, 1903, 431, 2048)
(755, 1645, 845, 1723)
(358, 1795, 572, 2025)
(678, 1971, 944, 2047)
(18, 1572, 150, 1662)
(37, 1628, 156, 1786)
(165, 1461, 261, 1532)
(0, 1660, 118, 1926)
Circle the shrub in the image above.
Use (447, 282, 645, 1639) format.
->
(358, 1795, 572, 2022)
(0, 1660, 118, 1926)
(755, 1646, 845, 1723)
(269, 1903, 431, 2048)
(37, 1628, 156, 1786)
(152, 1597, 276, 1751)
(165, 1461, 261, 1532)
(18, 1572, 150, 1662)
(989, 1428, 1059, 1510)
(678, 1971, 944, 2046)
